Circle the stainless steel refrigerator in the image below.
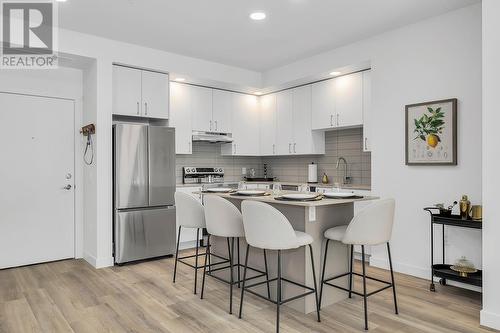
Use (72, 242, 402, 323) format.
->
(113, 124, 176, 264)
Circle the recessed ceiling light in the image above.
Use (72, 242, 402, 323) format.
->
(330, 71, 341, 76)
(254, 92, 263, 95)
(174, 77, 186, 82)
(250, 12, 266, 21)
(56, 0, 67, 2)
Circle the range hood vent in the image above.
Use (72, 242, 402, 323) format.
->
(192, 131, 233, 143)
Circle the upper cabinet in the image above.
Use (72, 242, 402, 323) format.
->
(169, 82, 192, 154)
(275, 90, 294, 155)
(190, 85, 213, 132)
(311, 72, 363, 130)
(112, 65, 169, 119)
(212, 90, 233, 133)
(362, 70, 372, 152)
(221, 93, 260, 156)
(259, 94, 277, 156)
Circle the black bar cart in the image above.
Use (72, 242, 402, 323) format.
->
(424, 207, 482, 292)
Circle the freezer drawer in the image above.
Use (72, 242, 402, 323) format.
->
(114, 207, 176, 264)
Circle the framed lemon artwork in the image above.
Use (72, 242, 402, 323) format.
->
(405, 98, 457, 165)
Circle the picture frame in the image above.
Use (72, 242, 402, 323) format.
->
(405, 98, 457, 165)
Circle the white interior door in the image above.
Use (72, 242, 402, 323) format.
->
(0, 92, 75, 269)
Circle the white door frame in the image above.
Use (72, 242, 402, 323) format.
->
(0, 90, 83, 260)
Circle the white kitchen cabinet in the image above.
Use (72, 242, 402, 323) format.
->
(212, 90, 233, 134)
(112, 65, 169, 119)
(175, 186, 203, 249)
(335, 72, 363, 128)
(275, 90, 294, 155)
(259, 94, 277, 156)
(221, 93, 259, 156)
(311, 79, 336, 130)
(292, 85, 325, 155)
(191, 85, 213, 132)
(141, 70, 169, 119)
(362, 70, 372, 152)
(169, 82, 192, 154)
(311, 72, 363, 130)
(113, 66, 142, 117)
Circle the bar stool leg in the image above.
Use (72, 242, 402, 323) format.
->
(200, 234, 211, 299)
(194, 228, 200, 294)
(387, 242, 399, 314)
(237, 238, 241, 288)
(173, 226, 182, 283)
(229, 237, 235, 314)
(361, 245, 368, 330)
(238, 244, 250, 319)
(308, 244, 321, 322)
(263, 249, 271, 298)
(276, 250, 282, 333)
(319, 239, 330, 308)
(349, 244, 354, 298)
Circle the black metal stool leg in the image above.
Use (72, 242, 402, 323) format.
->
(349, 244, 354, 298)
(173, 226, 182, 283)
(263, 249, 271, 298)
(308, 244, 321, 322)
(361, 245, 368, 330)
(387, 242, 399, 315)
(194, 228, 200, 294)
(238, 244, 250, 319)
(229, 237, 235, 314)
(237, 238, 241, 288)
(276, 250, 282, 333)
(319, 239, 330, 308)
(200, 234, 210, 299)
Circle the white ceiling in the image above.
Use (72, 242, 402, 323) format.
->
(59, 0, 479, 72)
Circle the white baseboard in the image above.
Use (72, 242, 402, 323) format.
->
(369, 256, 482, 293)
(481, 309, 500, 330)
(83, 252, 114, 269)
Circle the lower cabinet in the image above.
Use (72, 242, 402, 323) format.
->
(175, 186, 202, 249)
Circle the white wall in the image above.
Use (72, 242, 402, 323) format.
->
(481, 0, 500, 329)
(265, 4, 483, 284)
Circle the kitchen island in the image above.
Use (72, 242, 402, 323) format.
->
(201, 191, 378, 314)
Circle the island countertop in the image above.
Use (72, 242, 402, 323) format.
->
(199, 191, 379, 207)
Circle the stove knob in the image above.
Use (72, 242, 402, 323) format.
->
(185, 169, 190, 173)
(191, 168, 196, 172)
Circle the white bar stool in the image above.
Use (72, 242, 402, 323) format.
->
(200, 195, 269, 314)
(173, 192, 210, 294)
(320, 198, 398, 330)
(239, 200, 321, 333)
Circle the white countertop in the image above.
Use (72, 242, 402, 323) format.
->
(200, 191, 378, 207)
(177, 181, 371, 191)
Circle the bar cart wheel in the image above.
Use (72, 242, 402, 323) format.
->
(439, 278, 447, 286)
(430, 283, 436, 292)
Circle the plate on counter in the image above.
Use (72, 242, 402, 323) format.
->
(205, 187, 234, 193)
(323, 192, 363, 199)
(281, 193, 321, 201)
(234, 190, 268, 196)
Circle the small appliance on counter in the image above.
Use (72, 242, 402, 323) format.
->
(183, 167, 225, 184)
(244, 164, 276, 182)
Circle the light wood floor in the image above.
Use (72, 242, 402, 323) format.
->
(0, 250, 493, 333)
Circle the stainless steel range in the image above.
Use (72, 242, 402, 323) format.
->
(183, 167, 224, 184)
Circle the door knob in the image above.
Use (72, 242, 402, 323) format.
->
(63, 184, 72, 190)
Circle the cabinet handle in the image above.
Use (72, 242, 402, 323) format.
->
(234, 144, 236, 154)
(293, 143, 296, 153)
(210, 120, 212, 131)
(144, 102, 148, 115)
(289, 143, 292, 153)
(137, 102, 140, 115)
(330, 114, 333, 126)
(273, 144, 275, 155)
(215, 120, 218, 131)
(337, 114, 339, 126)
(364, 138, 368, 150)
